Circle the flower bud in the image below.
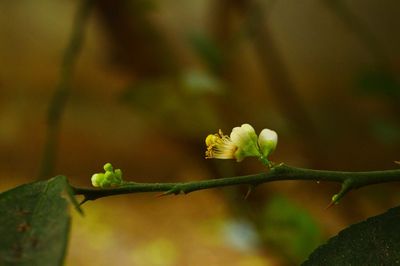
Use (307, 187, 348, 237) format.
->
(258, 128, 278, 158)
(91, 173, 105, 188)
(91, 163, 125, 188)
(114, 169, 123, 180)
(103, 163, 113, 172)
(104, 171, 114, 180)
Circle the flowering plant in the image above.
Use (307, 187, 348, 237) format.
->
(205, 124, 277, 165)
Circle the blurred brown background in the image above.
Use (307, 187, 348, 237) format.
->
(0, 0, 399, 265)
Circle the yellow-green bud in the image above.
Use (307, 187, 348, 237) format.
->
(91, 163, 124, 188)
(114, 169, 123, 179)
(104, 171, 114, 179)
(91, 173, 105, 187)
(104, 163, 113, 172)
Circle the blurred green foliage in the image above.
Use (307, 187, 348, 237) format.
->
(120, 71, 224, 136)
(188, 32, 224, 74)
(369, 118, 400, 145)
(358, 68, 400, 99)
(261, 194, 322, 264)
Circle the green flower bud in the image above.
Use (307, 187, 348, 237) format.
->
(91, 173, 105, 187)
(104, 163, 113, 172)
(104, 171, 114, 179)
(114, 169, 123, 180)
(258, 128, 278, 158)
(105, 172, 120, 187)
(91, 163, 125, 188)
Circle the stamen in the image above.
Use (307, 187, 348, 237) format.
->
(205, 130, 237, 159)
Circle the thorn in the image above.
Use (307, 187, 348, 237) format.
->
(325, 200, 337, 210)
(271, 162, 284, 169)
(326, 180, 353, 209)
(155, 191, 171, 198)
(326, 193, 340, 209)
(155, 187, 181, 198)
(79, 197, 89, 206)
(244, 185, 254, 200)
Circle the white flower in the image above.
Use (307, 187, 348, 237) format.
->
(230, 124, 261, 161)
(205, 124, 278, 163)
(258, 128, 278, 158)
(205, 124, 261, 162)
(205, 130, 238, 160)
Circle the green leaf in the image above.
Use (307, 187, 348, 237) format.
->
(261, 195, 322, 264)
(187, 32, 223, 74)
(369, 118, 400, 145)
(0, 176, 78, 266)
(303, 206, 400, 265)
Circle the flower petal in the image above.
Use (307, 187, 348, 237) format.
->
(230, 124, 260, 161)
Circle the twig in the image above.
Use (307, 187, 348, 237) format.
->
(72, 164, 400, 204)
(38, 0, 94, 179)
(245, 1, 326, 166)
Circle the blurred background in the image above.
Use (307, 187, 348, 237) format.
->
(0, 0, 399, 265)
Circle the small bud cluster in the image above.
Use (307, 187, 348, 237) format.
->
(91, 163, 123, 188)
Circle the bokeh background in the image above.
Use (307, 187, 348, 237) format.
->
(1, 0, 400, 265)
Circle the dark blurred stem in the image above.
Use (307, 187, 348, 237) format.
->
(72, 163, 400, 203)
(323, 0, 390, 66)
(210, 0, 323, 165)
(38, 0, 93, 179)
(247, 1, 324, 166)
